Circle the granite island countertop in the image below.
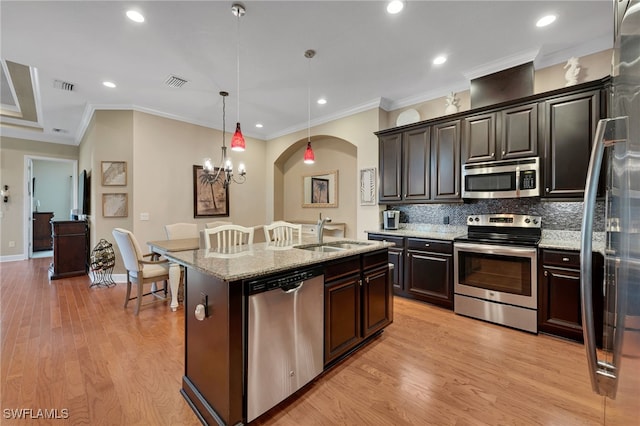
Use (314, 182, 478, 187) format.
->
(162, 236, 393, 282)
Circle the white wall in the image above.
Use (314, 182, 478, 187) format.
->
(32, 159, 75, 221)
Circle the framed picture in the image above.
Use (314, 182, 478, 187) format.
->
(311, 177, 330, 204)
(101, 161, 127, 186)
(102, 193, 128, 217)
(360, 168, 377, 206)
(193, 165, 229, 218)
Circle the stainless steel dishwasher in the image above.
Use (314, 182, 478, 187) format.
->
(245, 266, 324, 423)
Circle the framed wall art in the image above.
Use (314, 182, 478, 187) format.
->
(193, 165, 229, 218)
(101, 161, 127, 186)
(302, 170, 338, 208)
(360, 167, 377, 206)
(102, 193, 128, 217)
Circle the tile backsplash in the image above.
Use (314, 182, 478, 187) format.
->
(389, 199, 605, 231)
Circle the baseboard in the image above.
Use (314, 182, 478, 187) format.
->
(0, 254, 28, 262)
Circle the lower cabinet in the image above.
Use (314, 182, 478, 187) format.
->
(324, 250, 392, 366)
(405, 238, 454, 309)
(49, 220, 89, 280)
(368, 233, 454, 310)
(538, 249, 603, 346)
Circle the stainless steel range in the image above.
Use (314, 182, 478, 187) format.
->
(453, 214, 541, 333)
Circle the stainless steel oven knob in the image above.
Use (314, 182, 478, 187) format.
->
(525, 218, 531, 223)
(533, 219, 538, 225)
(474, 217, 480, 222)
(468, 217, 474, 222)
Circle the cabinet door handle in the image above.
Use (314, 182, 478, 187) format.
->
(502, 150, 506, 156)
(546, 187, 550, 193)
(365, 277, 370, 284)
(358, 279, 363, 287)
(562, 257, 570, 262)
(424, 243, 430, 247)
(490, 152, 494, 157)
(544, 271, 548, 277)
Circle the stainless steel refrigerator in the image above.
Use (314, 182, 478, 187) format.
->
(580, 1, 640, 424)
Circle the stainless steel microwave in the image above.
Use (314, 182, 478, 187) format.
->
(461, 157, 540, 199)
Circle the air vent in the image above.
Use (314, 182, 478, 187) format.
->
(52, 128, 68, 133)
(53, 79, 74, 91)
(164, 75, 189, 88)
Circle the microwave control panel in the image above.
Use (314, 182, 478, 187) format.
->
(520, 170, 536, 190)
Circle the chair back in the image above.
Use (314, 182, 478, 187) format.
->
(263, 221, 302, 244)
(112, 228, 144, 272)
(165, 222, 198, 240)
(205, 220, 233, 229)
(203, 224, 254, 249)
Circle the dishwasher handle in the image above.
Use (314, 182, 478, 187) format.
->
(282, 281, 303, 293)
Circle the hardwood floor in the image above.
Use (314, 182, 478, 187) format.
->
(1, 258, 603, 425)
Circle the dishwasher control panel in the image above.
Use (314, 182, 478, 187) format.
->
(245, 266, 324, 295)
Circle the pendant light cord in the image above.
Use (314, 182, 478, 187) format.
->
(307, 56, 311, 143)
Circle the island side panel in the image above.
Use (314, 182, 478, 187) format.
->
(182, 267, 243, 426)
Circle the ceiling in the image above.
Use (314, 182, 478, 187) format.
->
(0, 1, 613, 146)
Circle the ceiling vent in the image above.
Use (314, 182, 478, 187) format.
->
(53, 79, 74, 91)
(164, 75, 189, 88)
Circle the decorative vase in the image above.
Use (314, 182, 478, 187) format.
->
(445, 92, 459, 114)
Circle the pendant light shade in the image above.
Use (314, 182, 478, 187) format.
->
(231, 122, 245, 151)
(304, 141, 315, 164)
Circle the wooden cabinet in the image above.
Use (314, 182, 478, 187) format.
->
(431, 120, 461, 201)
(541, 89, 602, 198)
(378, 121, 460, 203)
(324, 251, 392, 366)
(367, 233, 404, 294)
(378, 133, 403, 201)
(49, 220, 89, 280)
(538, 249, 603, 346)
(463, 103, 537, 163)
(32, 212, 54, 251)
(405, 238, 454, 309)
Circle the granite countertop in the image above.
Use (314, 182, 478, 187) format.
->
(366, 224, 467, 241)
(366, 224, 606, 254)
(162, 236, 393, 282)
(539, 230, 606, 255)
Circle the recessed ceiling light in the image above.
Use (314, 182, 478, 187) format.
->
(102, 81, 116, 88)
(386, 0, 404, 14)
(255, 123, 263, 128)
(317, 98, 327, 105)
(126, 10, 145, 23)
(536, 14, 557, 27)
(433, 55, 447, 65)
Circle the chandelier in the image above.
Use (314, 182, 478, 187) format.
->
(202, 91, 246, 189)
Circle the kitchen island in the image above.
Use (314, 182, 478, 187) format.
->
(162, 238, 393, 426)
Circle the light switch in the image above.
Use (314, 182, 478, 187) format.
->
(140, 212, 150, 221)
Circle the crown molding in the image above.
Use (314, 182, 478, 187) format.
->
(463, 48, 540, 82)
(534, 34, 613, 70)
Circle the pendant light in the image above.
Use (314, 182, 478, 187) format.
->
(230, 3, 246, 152)
(303, 49, 316, 164)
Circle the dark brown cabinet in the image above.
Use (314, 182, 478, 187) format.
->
(49, 220, 89, 280)
(431, 120, 461, 201)
(378, 133, 403, 201)
(324, 251, 392, 366)
(463, 103, 537, 164)
(541, 89, 601, 198)
(538, 249, 603, 346)
(32, 212, 54, 251)
(405, 238, 453, 309)
(367, 233, 404, 294)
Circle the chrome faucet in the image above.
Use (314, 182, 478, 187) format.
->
(317, 213, 332, 244)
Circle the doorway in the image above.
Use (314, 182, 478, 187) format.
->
(24, 156, 77, 259)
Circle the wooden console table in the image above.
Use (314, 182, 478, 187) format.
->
(49, 220, 89, 280)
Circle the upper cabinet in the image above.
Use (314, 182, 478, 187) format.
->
(463, 103, 537, 163)
(379, 121, 460, 204)
(541, 89, 602, 198)
(377, 77, 609, 204)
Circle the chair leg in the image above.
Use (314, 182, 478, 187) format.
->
(124, 274, 132, 308)
(134, 281, 143, 316)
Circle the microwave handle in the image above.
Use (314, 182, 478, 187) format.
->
(515, 167, 520, 196)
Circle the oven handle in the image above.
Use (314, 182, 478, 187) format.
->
(454, 242, 537, 257)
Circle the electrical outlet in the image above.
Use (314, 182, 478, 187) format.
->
(8, 241, 15, 247)
(443, 216, 450, 225)
(140, 212, 150, 221)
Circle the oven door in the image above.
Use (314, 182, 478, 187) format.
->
(454, 242, 537, 309)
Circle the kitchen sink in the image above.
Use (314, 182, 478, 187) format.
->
(296, 241, 374, 252)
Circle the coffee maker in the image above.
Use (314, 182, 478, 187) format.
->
(383, 210, 400, 230)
